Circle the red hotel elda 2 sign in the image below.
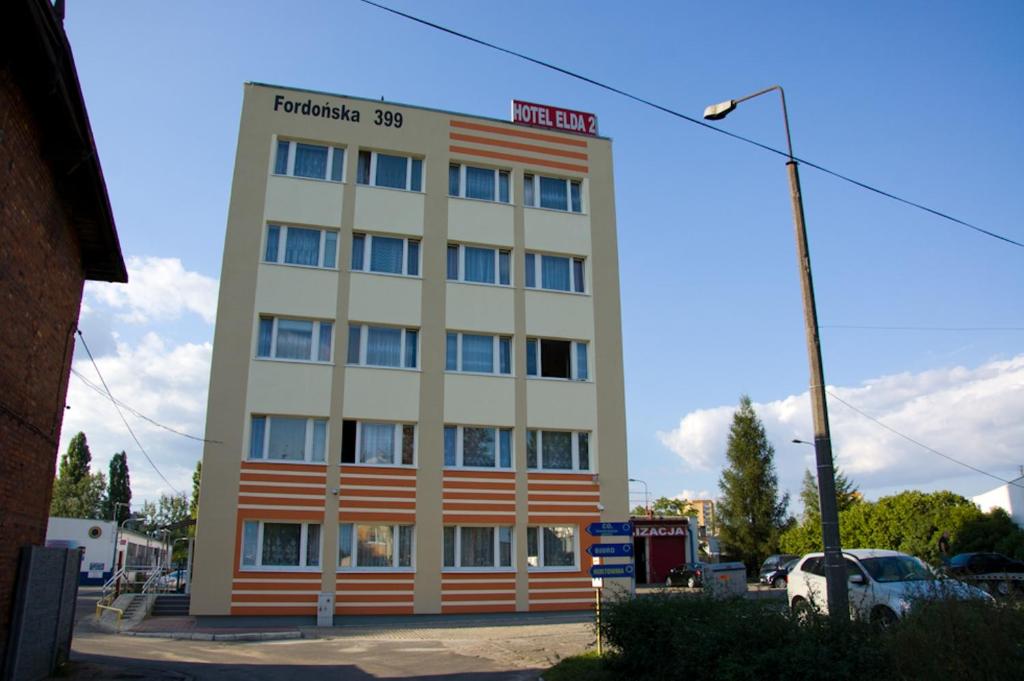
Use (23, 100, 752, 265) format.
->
(511, 100, 598, 136)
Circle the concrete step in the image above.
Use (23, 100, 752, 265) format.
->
(152, 594, 191, 617)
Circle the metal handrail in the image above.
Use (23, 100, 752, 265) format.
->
(100, 567, 128, 605)
(141, 566, 174, 595)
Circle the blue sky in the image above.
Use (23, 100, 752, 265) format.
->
(60, 1, 1023, 511)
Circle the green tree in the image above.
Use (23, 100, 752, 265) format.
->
(141, 493, 192, 562)
(632, 496, 696, 516)
(51, 432, 107, 518)
(950, 507, 1024, 560)
(105, 451, 131, 524)
(799, 467, 860, 520)
(716, 395, 791, 571)
(189, 460, 202, 539)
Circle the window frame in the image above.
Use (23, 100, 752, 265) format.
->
(443, 425, 514, 470)
(526, 525, 579, 570)
(356, 150, 423, 192)
(249, 415, 328, 464)
(524, 251, 586, 293)
(526, 430, 592, 472)
(257, 316, 334, 364)
(350, 232, 421, 278)
(523, 173, 583, 213)
(273, 139, 345, 182)
(525, 337, 589, 381)
(341, 420, 417, 467)
(448, 163, 512, 204)
(337, 523, 415, 570)
(241, 520, 322, 571)
(446, 243, 512, 287)
(346, 324, 419, 370)
(443, 525, 515, 571)
(445, 331, 513, 376)
(264, 224, 339, 270)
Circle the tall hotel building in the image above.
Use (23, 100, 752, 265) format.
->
(191, 83, 628, 617)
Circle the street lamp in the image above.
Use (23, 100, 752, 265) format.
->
(703, 85, 848, 619)
(628, 478, 650, 514)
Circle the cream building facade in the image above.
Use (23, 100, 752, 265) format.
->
(191, 83, 628, 617)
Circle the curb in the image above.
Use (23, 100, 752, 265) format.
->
(122, 630, 304, 641)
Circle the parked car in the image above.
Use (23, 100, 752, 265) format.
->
(666, 562, 704, 588)
(156, 569, 188, 590)
(787, 549, 992, 626)
(760, 557, 800, 588)
(946, 552, 1024, 595)
(758, 554, 798, 586)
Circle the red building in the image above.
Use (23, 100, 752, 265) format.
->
(0, 0, 126, 665)
(631, 517, 698, 585)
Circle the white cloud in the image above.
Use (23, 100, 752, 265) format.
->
(59, 332, 211, 504)
(673, 489, 712, 502)
(657, 355, 1024, 500)
(86, 256, 218, 325)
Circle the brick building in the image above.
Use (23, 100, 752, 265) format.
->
(0, 0, 126, 663)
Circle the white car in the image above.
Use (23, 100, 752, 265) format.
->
(787, 548, 991, 626)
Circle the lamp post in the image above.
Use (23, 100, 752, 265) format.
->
(628, 478, 650, 514)
(704, 86, 848, 619)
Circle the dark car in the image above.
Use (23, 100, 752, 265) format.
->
(758, 554, 798, 586)
(666, 562, 704, 588)
(760, 557, 799, 588)
(947, 552, 1024, 577)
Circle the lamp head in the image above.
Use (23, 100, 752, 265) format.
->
(703, 100, 736, 121)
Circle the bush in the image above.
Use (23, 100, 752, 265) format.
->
(598, 592, 1024, 681)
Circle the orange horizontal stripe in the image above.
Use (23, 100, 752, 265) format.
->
(333, 593, 413, 603)
(337, 583, 413, 593)
(342, 465, 417, 477)
(238, 484, 326, 495)
(529, 572, 588, 582)
(341, 500, 417, 510)
(232, 582, 321, 591)
(450, 132, 588, 161)
(443, 581, 515, 591)
(443, 470, 515, 480)
(530, 581, 591, 590)
(442, 592, 515, 603)
(336, 606, 414, 615)
(443, 604, 517, 614)
(527, 590, 593, 600)
(527, 504, 600, 513)
(528, 514, 599, 523)
(241, 474, 327, 485)
(442, 572, 516, 581)
(231, 606, 314, 616)
(530, 602, 592, 612)
(443, 491, 515, 501)
(242, 462, 327, 474)
(239, 495, 325, 506)
(343, 478, 417, 489)
(443, 515, 515, 524)
(449, 145, 588, 174)
(232, 593, 318, 603)
(339, 487, 416, 498)
(335, 572, 414, 581)
(529, 472, 597, 481)
(443, 480, 515, 491)
(451, 119, 589, 148)
(235, 510, 324, 522)
(528, 484, 599, 493)
(528, 494, 600, 502)
(231, 569, 320, 580)
(339, 512, 416, 522)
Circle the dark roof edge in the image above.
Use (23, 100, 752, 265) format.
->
(247, 81, 614, 142)
(4, 0, 127, 283)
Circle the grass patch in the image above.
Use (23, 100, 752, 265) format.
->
(543, 651, 615, 681)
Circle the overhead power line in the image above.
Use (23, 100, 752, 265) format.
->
(826, 390, 1023, 490)
(70, 367, 219, 444)
(75, 330, 181, 495)
(358, 0, 1024, 250)
(821, 325, 1024, 332)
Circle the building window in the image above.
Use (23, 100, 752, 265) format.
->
(527, 526, 577, 568)
(448, 164, 510, 203)
(274, 140, 344, 182)
(351, 233, 420, 277)
(525, 252, 584, 293)
(443, 526, 513, 569)
(347, 325, 418, 369)
(356, 150, 423, 191)
(338, 524, 414, 568)
(446, 244, 511, 286)
(444, 426, 513, 469)
(242, 521, 321, 568)
(526, 430, 591, 471)
(524, 174, 582, 212)
(264, 225, 338, 269)
(249, 416, 327, 463)
(340, 421, 416, 466)
(526, 338, 588, 380)
(257, 317, 333, 363)
(446, 332, 512, 375)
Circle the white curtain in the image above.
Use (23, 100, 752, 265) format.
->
(293, 143, 327, 179)
(268, 417, 307, 461)
(370, 236, 403, 273)
(361, 423, 395, 464)
(366, 327, 401, 367)
(465, 166, 495, 200)
(274, 319, 313, 359)
(461, 334, 493, 372)
(375, 154, 407, 189)
(357, 525, 394, 567)
(460, 527, 494, 567)
(284, 227, 320, 266)
(541, 255, 570, 291)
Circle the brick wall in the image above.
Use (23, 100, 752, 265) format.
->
(0, 65, 87, 661)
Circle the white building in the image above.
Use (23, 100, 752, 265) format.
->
(972, 476, 1024, 527)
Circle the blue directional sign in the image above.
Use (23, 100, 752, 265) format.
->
(589, 563, 635, 579)
(586, 521, 633, 537)
(586, 543, 633, 558)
